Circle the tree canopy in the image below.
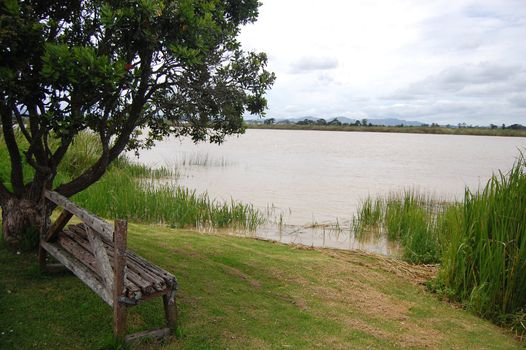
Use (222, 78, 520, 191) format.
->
(0, 0, 274, 241)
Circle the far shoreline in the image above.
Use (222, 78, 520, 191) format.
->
(247, 123, 526, 137)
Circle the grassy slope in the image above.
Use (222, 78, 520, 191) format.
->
(0, 224, 520, 350)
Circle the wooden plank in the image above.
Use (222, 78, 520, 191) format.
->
(44, 190, 113, 241)
(40, 241, 113, 306)
(44, 210, 73, 242)
(58, 233, 142, 301)
(65, 224, 176, 288)
(58, 234, 99, 272)
(66, 228, 154, 294)
(86, 225, 114, 300)
(124, 327, 170, 344)
(61, 227, 142, 300)
(126, 250, 177, 287)
(57, 224, 168, 296)
(113, 220, 128, 338)
(127, 250, 175, 278)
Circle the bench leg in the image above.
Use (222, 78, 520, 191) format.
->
(163, 290, 177, 329)
(113, 301, 128, 338)
(38, 244, 47, 272)
(113, 220, 128, 338)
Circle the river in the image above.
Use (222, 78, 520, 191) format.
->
(133, 129, 526, 254)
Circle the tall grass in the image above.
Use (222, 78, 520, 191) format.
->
(354, 155, 526, 334)
(175, 151, 232, 167)
(440, 156, 526, 327)
(353, 191, 445, 264)
(63, 137, 264, 231)
(1, 131, 264, 231)
(72, 158, 264, 230)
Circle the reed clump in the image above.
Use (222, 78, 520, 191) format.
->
(353, 191, 444, 264)
(71, 163, 264, 230)
(64, 143, 264, 230)
(354, 154, 526, 335)
(439, 156, 526, 332)
(0, 131, 264, 231)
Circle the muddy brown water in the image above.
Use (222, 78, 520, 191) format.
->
(133, 129, 526, 255)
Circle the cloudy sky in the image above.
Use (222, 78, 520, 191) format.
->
(239, 0, 526, 125)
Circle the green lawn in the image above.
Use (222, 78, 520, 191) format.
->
(0, 223, 521, 349)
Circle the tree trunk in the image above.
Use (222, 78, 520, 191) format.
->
(2, 197, 47, 249)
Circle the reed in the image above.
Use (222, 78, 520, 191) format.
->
(0, 131, 264, 231)
(175, 151, 232, 167)
(354, 154, 526, 333)
(353, 190, 443, 264)
(69, 155, 264, 231)
(439, 155, 526, 329)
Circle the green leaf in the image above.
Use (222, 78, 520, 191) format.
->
(2, 0, 19, 14)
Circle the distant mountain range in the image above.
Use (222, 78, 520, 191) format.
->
(248, 116, 424, 127)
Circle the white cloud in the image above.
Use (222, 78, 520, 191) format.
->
(240, 0, 526, 124)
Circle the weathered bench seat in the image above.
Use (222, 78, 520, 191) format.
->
(42, 223, 177, 304)
(39, 190, 178, 343)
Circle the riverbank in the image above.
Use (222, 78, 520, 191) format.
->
(0, 223, 521, 349)
(248, 124, 526, 137)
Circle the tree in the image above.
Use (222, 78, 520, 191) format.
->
(263, 118, 275, 125)
(328, 118, 341, 126)
(0, 0, 275, 245)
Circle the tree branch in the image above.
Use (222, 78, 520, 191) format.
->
(12, 105, 31, 143)
(50, 134, 74, 170)
(53, 132, 110, 197)
(1, 103, 25, 196)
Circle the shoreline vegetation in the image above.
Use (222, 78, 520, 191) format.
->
(353, 155, 526, 336)
(247, 123, 526, 137)
(0, 132, 265, 232)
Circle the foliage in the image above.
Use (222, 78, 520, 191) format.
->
(353, 191, 444, 264)
(439, 156, 526, 327)
(354, 155, 526, 334)
(0, 0, 274, 229)
(249, 123, 526, 137)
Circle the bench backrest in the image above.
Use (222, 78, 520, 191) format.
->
(43, 190, 127, 305)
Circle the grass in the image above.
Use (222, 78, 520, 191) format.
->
(353, 191, 447, 264)
(0, 131, 264, 231)
(249, 123, 526, 137)
(439, 156, 526, 330)
(174, 151, 232, 167)
(71, 159, 264, 231)
(353, 155, 526, 335)
(0, 224, 522, 349)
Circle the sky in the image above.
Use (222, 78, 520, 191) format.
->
(239, 0, 526, 125)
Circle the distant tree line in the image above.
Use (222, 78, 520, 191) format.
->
(259, 118, 525, 129)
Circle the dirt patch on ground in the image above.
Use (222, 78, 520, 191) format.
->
(220, 264, 262, 289)
(323, 249, 438, 284)
(288, 248, 444, 348)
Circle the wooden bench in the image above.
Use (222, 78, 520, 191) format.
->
(38, 190, 178, 343)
